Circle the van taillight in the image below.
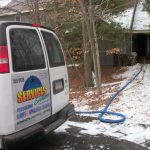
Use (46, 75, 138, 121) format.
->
(32, 24, 41, 27)
(0, 46, 9, 73)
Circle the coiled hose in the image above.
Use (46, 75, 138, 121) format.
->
(76, 65, 143, 123)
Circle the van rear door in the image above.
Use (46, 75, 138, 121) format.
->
(7, 26, 51, 131)
(39, 28, 69, 115)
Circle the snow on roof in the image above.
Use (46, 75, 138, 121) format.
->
(133, 0, 150, 31)
(0, 0, 11, 7)
(0, 0, 49, 15)
(0, 0, 30, 15)
(113, 8, 134, 29)
(113, 0, 150, 31)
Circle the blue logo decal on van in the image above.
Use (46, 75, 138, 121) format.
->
(23, 76, 42, 90)
(17, 76, 47, 103)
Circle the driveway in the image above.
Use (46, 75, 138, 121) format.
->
(20, 116, 148, 150)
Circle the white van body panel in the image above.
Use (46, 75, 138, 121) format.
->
(1, 25, 52, 134)
(11, 70, 51, 132)
(50, 67, 69, 114)
(39, 28, 69, 115)
(0, 74, 15, 135)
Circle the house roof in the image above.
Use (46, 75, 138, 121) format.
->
(113, 0, 150, 32)
(0, 0, 11, 7)
(0, 0, 49, 16)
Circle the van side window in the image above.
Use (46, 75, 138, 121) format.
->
(41, 31, 65, 67)
(10, 28, 45, 72)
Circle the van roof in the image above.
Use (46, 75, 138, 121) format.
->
(0, 21, 52, 45)
(0, 21, 51, 29)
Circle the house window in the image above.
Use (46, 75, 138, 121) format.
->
(15, 14, 21, 22)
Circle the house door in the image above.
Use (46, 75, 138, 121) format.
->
(132, 34, 147, 58)
(146, 35, 150, 59)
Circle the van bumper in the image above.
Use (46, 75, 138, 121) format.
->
(2, 103, 74, 150)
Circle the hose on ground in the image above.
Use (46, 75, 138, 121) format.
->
(76, 65, 143, 123)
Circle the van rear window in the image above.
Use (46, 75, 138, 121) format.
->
(41, 31, 65, 67)
(10, 28, 45, 72)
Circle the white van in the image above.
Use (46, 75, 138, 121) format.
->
(0, 21, 74, 149)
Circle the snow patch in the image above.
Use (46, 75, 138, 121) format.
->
(0, 0, 11, 7)
(67, 64, 80, 67)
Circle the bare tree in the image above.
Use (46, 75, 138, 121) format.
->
(79, 0, 102, 92)
(26, 0, 41, 23)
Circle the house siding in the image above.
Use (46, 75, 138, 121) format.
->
(100, 52, 114, 66)
(0, 10, 47, 24)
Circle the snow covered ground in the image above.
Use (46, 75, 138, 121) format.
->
(56, 64, 150, 149)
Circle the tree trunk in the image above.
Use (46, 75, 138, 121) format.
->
(34, 0, 40, 23)
(82, 20, 93, 87)
(89, 0, 102, 92)
(80, 0, 99, 90)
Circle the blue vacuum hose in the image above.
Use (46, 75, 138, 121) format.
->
(76, 65, 143, 123)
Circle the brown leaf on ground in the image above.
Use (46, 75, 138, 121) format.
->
(68, 64, 126, 109)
